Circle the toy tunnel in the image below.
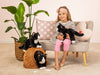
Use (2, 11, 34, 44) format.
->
(23, 47, 48, 69)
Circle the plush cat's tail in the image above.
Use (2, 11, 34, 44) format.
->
(74, 31, 84, 36)
(19, 45, 24, 49)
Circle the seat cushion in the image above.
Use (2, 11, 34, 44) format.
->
(69, 41, 89, 52)
(39, 40, 89, 52)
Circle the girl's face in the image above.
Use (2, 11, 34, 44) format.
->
(58, 9, 68, 22)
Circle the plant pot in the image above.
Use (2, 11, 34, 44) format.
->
(14, 40, 24, 61)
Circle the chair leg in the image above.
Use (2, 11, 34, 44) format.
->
(85, 53, 87, 60)
(67, 52, 68, 56)
(82, 52, 87, 66)
(76, 52, 79, 57)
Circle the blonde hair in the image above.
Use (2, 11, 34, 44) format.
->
(56, 6, 72, 23)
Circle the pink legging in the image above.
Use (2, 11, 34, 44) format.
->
(55, 39, 71, 52)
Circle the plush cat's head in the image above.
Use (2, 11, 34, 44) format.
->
(34, 51, 47, 64)
(57, 23, 66, 33)
(32, 32, 40, 40)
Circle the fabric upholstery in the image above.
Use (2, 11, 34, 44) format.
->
(39, 40, 89, 52)
(38, 20, 93, 52)
(36, 19, 56, 40)
(75, 22, 93, 41)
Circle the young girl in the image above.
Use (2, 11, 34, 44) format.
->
(50, 6, 75, 70)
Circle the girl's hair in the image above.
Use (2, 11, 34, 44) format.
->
(56, 6, 72, 23)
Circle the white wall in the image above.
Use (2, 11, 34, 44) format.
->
(0, 0, 100, 43)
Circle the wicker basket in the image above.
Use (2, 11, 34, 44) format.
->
(23, 47, 48, 69)
(15, 40, 24, 61)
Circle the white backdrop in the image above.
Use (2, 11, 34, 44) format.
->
(0, 0, 100, 43)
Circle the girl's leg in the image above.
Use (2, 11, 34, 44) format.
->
(55, 39, 62, 69)
(60, 51, 68, 66)
(60, 39, 71, 66)
(63, 39, 71, 51)
(55, 52, 59, 70)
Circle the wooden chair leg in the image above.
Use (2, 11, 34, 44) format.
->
(82, 52, 87, 66)
(67, 52, 68, 56)
(76, 52, 79, 57)
(85, 53, 87, 60)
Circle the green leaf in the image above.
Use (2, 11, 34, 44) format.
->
(11, 37, 18, 40)
(15, 3, 25, 23)
(17, 22, 25, 30)
(24, 31, 30, 34)
(5, 26, 13, 32)
(19, 36, 27, 43)
(2, 6, 17, 14)
(26, 14, 32, 17)
(28, 27, 32, 31)
(32, 0, 40, 4)
(22, 0, 39, 7)
(4, 20, 11, 22)
(34, 10, 49, 16)
(4, 19, 14, 22)
(22, 0, 33, 7)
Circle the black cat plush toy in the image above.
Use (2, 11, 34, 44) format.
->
(57, 23, 84, 43)
(34, 51, 47, 68)
(19, 32, 42, 52)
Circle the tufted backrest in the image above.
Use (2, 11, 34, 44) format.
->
(36, 19, 93, 40)
(74, 21, 93, 31)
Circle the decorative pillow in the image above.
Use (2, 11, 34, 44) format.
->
(75, 22, 93, 41)
(36, 19, 56, 40)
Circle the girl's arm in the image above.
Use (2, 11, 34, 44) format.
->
(56, 33, 64, 40)
(66, 33, 70, 40)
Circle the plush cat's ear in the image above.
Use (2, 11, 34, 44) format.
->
(32, 32, 35, 36)
(37, 32, 40, 36)
(37, 32, 39, 34)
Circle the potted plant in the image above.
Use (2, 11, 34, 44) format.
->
(2, 0, 49, 61)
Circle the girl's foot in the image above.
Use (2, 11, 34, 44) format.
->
(54, 65, 60, 70)
(60, 51, 67, 67)
(60, 60, 65, 67)
(60, 63, 64, 67)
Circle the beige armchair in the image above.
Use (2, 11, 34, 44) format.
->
(37, 20, 93, 66)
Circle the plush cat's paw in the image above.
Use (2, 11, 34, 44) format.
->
(36, 45, 42, 48)
(39, 67, 46, 69)
(60, 40, 63, 42)
(72, 41, 76, 43)
(23, 49, 26, 52)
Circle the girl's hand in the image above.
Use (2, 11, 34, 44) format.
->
(66, 33, 70, 40)
(57, 34, 64, 40)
